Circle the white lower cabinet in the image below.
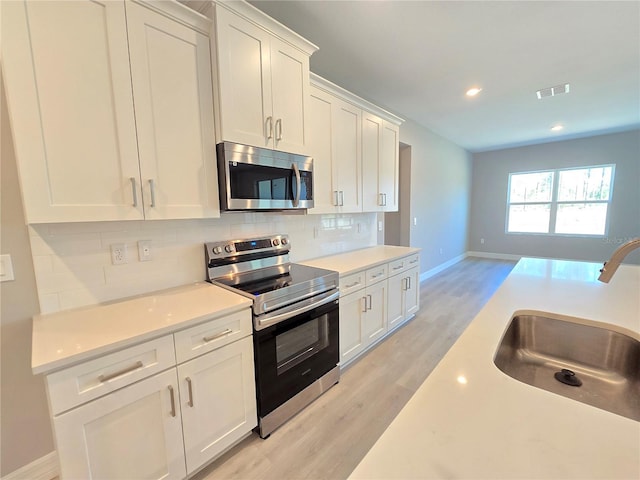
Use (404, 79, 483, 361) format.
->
(53, 368, 186, 480)
(339, 278, 388, 367)
(388, 266, 420, 332)
(46, 309, 256, 479)
(178, 336, 256, 475)
(339, 254, 420, 368)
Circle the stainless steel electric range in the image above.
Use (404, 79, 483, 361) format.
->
(205, 234, 340, 438)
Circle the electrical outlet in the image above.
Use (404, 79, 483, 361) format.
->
(480, 238, 485, 244)
(110, 243, 128, 265)
(138, 240, 152, 262)
(378, 221, 383, 232)
(413, 217, 417, 226)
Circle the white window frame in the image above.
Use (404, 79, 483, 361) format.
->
(505, 164, 615, 237)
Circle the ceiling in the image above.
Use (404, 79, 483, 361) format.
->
(248, 0, 640, 152)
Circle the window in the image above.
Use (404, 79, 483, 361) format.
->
(506, 165, 614, 236)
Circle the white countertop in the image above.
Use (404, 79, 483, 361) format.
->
(32, 282, 251, 375)
(349, 258, 640, 479)
(300, 245, 421, 276)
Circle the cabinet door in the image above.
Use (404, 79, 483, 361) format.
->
(178, 336, 257, 474)
(339, 292, 366, 366)
(387, 273, 405, 332)
(307, 85, 338, 213)
(362, 111, 383, 212)
(214, 6, 273, 149)
(53, 369, 186, 480)
(332, 99, 362, 213)
(2, 0, 143, 223)
(270, 38, 310, 155)
(362, 280, 388, 345)
(404, 267, 421, 318)
(380, 121, 400, 212)
(126, 2, 219, 219)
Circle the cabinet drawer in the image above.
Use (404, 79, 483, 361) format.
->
(339, 272, 365, 296)
(174, 309, 252, 364)
(366, 264, 387, 285)
(388, 254, 420, 276)
(46, 335, 176, 415)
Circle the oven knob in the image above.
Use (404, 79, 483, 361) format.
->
(281, 238, 288, 245)
(212, 246, 222, 255)
(273, 239, 280, 246)
(224, 245, 233, 253)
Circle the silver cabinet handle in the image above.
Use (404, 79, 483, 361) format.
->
(345, 281, 360, 288)
(367, 294, 372, 310)
(266, 116, 273, 139)
(339, 190, 344, 206)
(168, 385, 176, 417)
(333, 191, 339, 206)
(186, 377, 194, 407)
(148, 179, 156, 207)
(408, 276, 412, 289)
(361, 296, 367, 312)
(98, 361, 143, 383)
(292, 163, 301, 207)
(409, 258, 418, 264)
(402, 277, 408, 291)
(379, 193, 384, 206)
(275, 118, 283, 141)
(203, 328, 232, 343)
(130, 177, 138, 207)
(371, 272, 384, 278)
(383, 193, 387, 206)
(393, 264, 404, 271)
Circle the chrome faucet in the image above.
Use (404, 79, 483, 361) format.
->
(597, 237, 640, 283)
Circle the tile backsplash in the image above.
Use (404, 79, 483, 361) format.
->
(29, 212, 378, 314)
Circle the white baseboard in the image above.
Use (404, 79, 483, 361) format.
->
(419, 253, 467, 282)
(466, 251, 522, 261)
(2, 451, 58, 480)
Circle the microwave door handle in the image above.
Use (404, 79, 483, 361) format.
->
(292, 163, 301, 207)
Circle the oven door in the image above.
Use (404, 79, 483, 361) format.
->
(253, 297, 339, 416)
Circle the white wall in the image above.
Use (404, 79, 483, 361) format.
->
(469, 130, 640, 263)
(1, 79, 54, 477)
(399, 119, 472, 272)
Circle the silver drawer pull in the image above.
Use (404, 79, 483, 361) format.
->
(98, 361, 143, 383)
(186, 377, 194, 407)
(344, 281, 360, 288)
(393, 264, 404, 270)
(130, 177, 138, 207)
(409, 259, 418, 264)
(371, 272, 384, 278)
(203, 329, 232, 343)
(168, 385, 176, 417)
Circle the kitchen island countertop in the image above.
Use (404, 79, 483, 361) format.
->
(349, 257, 640, 479)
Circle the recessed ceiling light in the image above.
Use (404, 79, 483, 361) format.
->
(466, 87, 482, 97)
(551, 124, 564, 132)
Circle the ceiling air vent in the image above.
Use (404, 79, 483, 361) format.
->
(536, 83, 570, 99)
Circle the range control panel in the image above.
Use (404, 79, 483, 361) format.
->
(205, 234, 290, 260)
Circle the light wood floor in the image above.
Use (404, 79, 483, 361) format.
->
(193, 257, 516, 480)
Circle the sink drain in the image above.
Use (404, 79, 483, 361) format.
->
(554, 368, 582, 387)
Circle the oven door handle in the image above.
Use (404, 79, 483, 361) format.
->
(256, 289, 339, 330)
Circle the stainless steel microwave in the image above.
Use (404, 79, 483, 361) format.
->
(217, 142, 313, 211)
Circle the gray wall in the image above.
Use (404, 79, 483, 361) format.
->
(469, 130, 640, 263)
(1, 79, 55, 476)
(399, 119, 472, 272)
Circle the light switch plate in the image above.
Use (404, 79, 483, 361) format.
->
(0, 254, 15, 282)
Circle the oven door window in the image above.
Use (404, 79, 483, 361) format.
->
(276, 315, 329, 375)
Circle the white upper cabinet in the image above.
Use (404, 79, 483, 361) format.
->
(362, 112, 400, 212)
(212, 2, 317, 155)
(2, 0, 219, 223)
(308, 80, 362, 214)
(126, 1, 219, 220)
(309, 73, 402, 215)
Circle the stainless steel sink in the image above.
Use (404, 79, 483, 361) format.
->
(494, 312, 640, 421)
